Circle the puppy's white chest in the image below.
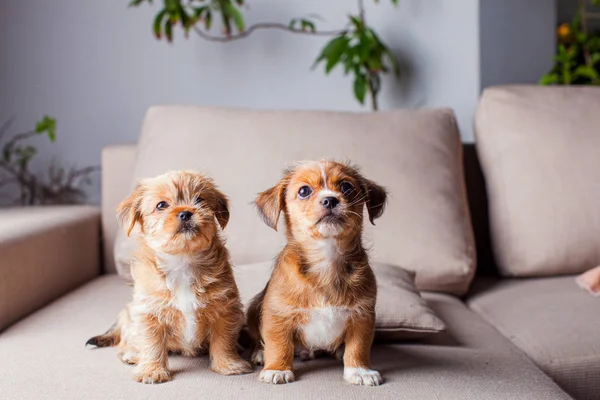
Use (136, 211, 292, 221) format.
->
(301, 307, 350, 350)
(161, 255, 201, 346)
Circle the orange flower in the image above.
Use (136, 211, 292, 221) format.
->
(558, 23, 570, 38)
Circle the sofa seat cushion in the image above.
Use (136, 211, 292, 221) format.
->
(0, 275, 568, 399)
(468, 276, 600, 400)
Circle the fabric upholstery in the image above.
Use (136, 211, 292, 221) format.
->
(117, 106, 476, 295)
(0, 206, 101, 332)
(468, 276, 600, 400)
(475, 85, 600, 277)
(0, 275, 568, 400)
(101, 145, 137, 274)
(235, 262, 446, 339)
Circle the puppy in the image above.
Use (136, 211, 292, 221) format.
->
(87, 171, 252, 383)
(247, 159, 387, 386)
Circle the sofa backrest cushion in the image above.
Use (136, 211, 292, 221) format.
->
(475, 85, 600, 277)
(114, 106, 476, 295)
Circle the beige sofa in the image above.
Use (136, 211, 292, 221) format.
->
(1, 86, 598, 400)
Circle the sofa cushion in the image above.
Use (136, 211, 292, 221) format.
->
(0, 275, 568, 400)
(118, 106, 476, 295)
(475, 85, 600, 277)
(235, 262, 446, 340)
(468, 276, 600, 400)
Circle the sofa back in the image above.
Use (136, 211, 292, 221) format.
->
(101, 142, 498, 278)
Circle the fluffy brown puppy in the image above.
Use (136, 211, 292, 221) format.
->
(247, 160, 387, 386)
(87, 171, 252, 384)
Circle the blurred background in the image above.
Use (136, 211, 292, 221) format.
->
(0, 0, 590, 204)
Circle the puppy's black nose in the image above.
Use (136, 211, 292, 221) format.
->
(178, 211, 193, 221)
(322, 197, 339, 210)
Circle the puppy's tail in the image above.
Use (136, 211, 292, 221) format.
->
(86, 322, 121, 348)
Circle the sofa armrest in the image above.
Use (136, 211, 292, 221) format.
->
(102, 145, 137, 274)
(0, 206, 101, 332)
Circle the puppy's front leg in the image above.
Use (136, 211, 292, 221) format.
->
(209, 310, 253, 375)
(343, 314, 382, 386)
(132, 314, 171, 384)
(259, 313, 295, 384)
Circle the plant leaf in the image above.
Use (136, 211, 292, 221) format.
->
(129, 0, 147, 6)
(574, 65, 599, 81)
(300, 19, 316, 33)
(153, 9, 167, 39)
(35, 116, 57, 142)
(314, 35, 349, 72)
(165, 19, 173, 42)
(224, 2, 245, 32)
(205, 9, 212, 30)
(3, 146, 11, 163)
(353, 73, 367, 104)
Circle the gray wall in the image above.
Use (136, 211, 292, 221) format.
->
(0, 0, 481, 204)
(480, 0, 556, 89)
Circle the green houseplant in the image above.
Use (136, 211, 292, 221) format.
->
(541, 0, 600, 85)
(130, 0, 400, 110)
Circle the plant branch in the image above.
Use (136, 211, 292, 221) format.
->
(580, 0, 598, 83)
(0, 160, 24, 180)
(5, 130, 36, 146)
(358, 0, 366, 24)
(193, 22, 346, 42)
(0, 117, 15, 143)
(0, 177, 16, 188)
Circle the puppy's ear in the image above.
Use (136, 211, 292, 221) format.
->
(117, 183, 145, 237)
(255, 181, 286, 231)
(211, 189, 230, 230)
(362, 178, 387, 225)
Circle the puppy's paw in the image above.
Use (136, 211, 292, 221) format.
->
(259, 369, 295, 384)
(119, 350, 139, 365)
(133, 366, 172, 384)
(212, 357, 253, 375)
(251, 348, 264, 365)
(343, 367, 383, 386)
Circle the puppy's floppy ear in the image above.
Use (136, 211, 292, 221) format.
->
(210, 188, 230, 230)
(255, 181, 286, 231)
(117, 183, 145, 237)
(361, 178, 388, 225)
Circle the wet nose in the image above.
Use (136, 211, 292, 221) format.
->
(178, 211, 193, 221)
(322, 197, 339, 210)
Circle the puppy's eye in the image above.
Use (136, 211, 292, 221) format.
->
(194, 196, 204, 205)
(298, 186, 313, 199)
(340, 181, 355, 196)
(156, 201, 169, 211)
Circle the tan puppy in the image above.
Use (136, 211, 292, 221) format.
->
(247, 160, 387, 386)
(87, 171, 252, 384)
